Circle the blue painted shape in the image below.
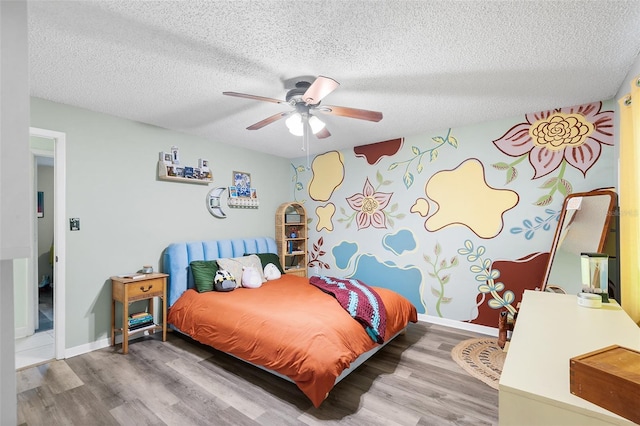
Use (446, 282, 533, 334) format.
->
(347, 253, 425, 313)
(333, 241, 358, 269)
(382, 229, 417, 256)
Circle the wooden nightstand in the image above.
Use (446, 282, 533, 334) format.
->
(110, 273, 168, 354)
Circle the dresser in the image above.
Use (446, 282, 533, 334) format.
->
(499, 290, 640, 425)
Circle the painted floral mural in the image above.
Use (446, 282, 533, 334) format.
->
(294, 100, 615, 328)
(340, 172, 404, 229)
(388, 129, 458, 189)
(492, 101, 614, 205)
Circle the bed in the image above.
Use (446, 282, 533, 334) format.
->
(163, 237, 418, 407)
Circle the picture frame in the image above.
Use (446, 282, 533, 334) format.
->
(233, 171, 251, 197)
(199, 158, 209, 169)
(37, 191, 44, 218)
(171, 146, 180, 165)
(160, 151, 172, 165)
(250, 188, 257, 199)
(175, 166, 185, 178)
(228, 186, 238, 198)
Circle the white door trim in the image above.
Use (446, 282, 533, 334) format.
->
(30, 127, 66, 360)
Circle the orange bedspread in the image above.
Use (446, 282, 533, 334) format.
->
(167, 274, 417, 407)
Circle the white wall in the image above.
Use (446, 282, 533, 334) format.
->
(12, 258, 29, 337)
(0, 2, 30, 260)
(1, 1, 28, 424)
(30, 97, 292, 350)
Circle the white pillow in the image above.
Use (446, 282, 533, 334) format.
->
(217, 255, 266, 286)
(264, 263, 282, 281)
(241, 266, 262, 288)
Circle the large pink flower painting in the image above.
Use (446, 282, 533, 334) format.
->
(345, 177, 393, 229)
(492, 102, 613, 205)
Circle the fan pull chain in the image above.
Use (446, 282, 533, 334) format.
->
(302, 114, 311, 170)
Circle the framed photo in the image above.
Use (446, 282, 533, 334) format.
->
(171, 146, 180, 165)
(175, 167, 185, 178)
(228, 186, 238, 198)
(160, 151, 172, 165)
(250, 188, 257, 198)
(199, 158, 209, 169)
(233, 171, 251, 197)
(37, 191, 44, 218)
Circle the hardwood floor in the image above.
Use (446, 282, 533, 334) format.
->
(16, 322, 498, 425)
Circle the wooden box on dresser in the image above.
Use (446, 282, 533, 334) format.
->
(275, 202, 307, 277)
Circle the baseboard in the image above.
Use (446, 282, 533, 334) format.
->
(14, 326, 30, 340)
(64, 316, 497, 359)
(64, 331, 150, 359)
(418, 313, 498, 337)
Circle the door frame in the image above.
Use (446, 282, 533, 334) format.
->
(30, 127, 66, 359)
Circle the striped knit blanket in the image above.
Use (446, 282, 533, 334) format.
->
(309, 276, 387, 344)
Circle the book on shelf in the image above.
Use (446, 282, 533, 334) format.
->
(128, 316, 153, 327)
(128, 321, 155, 331)
(128, 317, 153, 327)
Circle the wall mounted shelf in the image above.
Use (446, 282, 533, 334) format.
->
(227, 197, 259, 209)
(157, 161, 212, 185)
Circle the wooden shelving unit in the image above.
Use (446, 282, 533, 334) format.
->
(276, 202, 307, 278)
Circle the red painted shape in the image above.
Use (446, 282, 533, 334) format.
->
(354, 138, 404, 165)
(469, 251, 550, 328)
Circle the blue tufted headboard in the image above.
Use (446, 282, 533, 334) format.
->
(162, 237, 278, 307)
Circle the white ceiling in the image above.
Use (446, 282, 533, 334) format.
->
(28, 1, 640, 158)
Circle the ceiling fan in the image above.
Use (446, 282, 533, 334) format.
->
(223, 76, 383, 140)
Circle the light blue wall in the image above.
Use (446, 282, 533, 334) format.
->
(30, 97, 291, 349)
(295, 100, 617, 326)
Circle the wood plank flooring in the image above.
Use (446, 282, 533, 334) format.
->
(16, 322, 499, 425)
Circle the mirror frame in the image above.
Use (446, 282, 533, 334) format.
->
(540, 189, 617, 292)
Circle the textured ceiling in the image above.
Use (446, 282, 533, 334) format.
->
(28, 1, 640, 158)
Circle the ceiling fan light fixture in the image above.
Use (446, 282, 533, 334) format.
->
(285, 113, 325, 136)
(308, 115, 326, 134)
(285, 113, 303, 136)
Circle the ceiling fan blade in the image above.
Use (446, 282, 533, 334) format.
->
(246, 111, 291, 130)
(303, 76, 339, 105)
(223, 91, 286, 105)
(318, 105, 383, 122)
(314, 127, 331, 139)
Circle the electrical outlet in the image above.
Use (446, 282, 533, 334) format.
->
(70, 218, 80, 231)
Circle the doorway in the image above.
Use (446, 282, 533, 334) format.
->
(35, 155, 54, 335)
(15, 127, 66, 369)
